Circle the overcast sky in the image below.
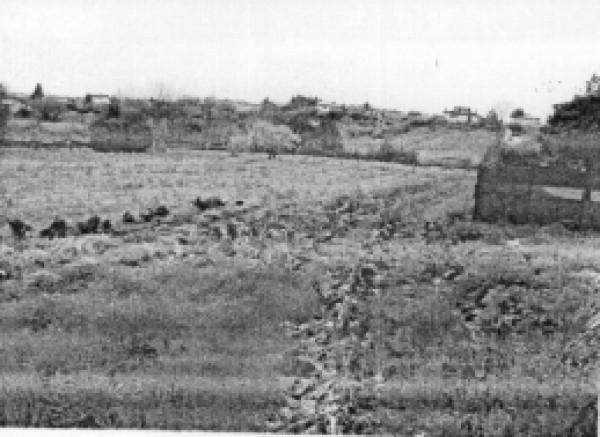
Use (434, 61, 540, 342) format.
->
(2, 0, 600, 119)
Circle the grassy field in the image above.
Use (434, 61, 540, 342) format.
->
(385, 127, 499, 168)
(0, 147, 443, 228)
(0, 146, 597, 434)
(340, 126, 498, 169)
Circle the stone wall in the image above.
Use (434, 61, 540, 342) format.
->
(474, 160, 600, 229)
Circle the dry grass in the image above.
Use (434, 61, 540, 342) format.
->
(0, 145, 596, 433)
(4, 120, 90, 144)
(387, 127, 498, 167)
(335, 126, 498, 168)
(0, 147, 455, 230)
(0, 147, 475, 429)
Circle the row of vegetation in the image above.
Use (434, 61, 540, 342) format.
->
(0, 81, 503, 159)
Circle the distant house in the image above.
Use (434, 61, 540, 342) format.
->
(505, 110, 541, 144)
(443, 106, 476, 124)
(508, 109, 541, 130)
(48, 95, 71, 105)
(585, 73, 600, 96)
(84, 94, 111, 112)
(509, 114, 540, 128)
(85, 94, 110, 105)
(287, 95, 320, 110)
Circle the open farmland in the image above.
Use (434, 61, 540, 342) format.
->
(0, 147, 597, 434)
(0, 148, 441, 228)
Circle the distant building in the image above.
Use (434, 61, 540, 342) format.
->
(505, 110, 541, 144)
(585, 73, 600, 96)
(443, 106, 477, 124)
(287, 95, 320, 110)
(85, 94, 110, 105)
(48, 95, 72, 105)
(84, 94, 111, 112)
(509, 114, 540, 128)
(508, 108, 541, 128)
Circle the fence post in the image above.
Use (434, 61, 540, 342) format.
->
(580, 159, 593, 229)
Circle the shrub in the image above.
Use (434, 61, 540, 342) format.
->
(447, 221, 484, 243)
(29, 98, 64, 122)
(239, 120, 300, 153)
(0, 83, 8, 132)
(31, 83, 44, 99)
(107, 98, 120, 118)
(375, 140, 418, 164)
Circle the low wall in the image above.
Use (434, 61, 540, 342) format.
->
(474, 163, 600, 228)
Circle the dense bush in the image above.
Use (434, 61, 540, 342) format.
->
(107, 98, 120, 118)
(29, 98, 65, 122)
(229, 120, 300, 154)
(375, 140, 419, 164)
(0, 83, 8, 131)
(31, 83, 44, 99)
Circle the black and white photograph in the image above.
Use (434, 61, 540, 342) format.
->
(1, 0, 600, 435)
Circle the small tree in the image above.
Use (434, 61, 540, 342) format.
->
(0, 83, 8, 134)
(31, 83, 44, 99)
(108, 97, 121, 118)
(30, 98, 62, 122)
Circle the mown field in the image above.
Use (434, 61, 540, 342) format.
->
(0, 146, 597, 435)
